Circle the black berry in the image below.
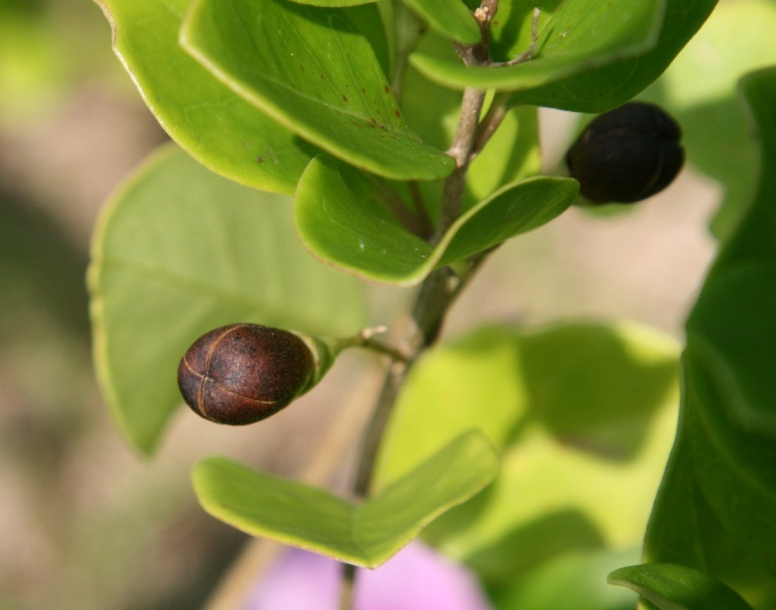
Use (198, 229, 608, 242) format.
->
(566, 101, 685, 204)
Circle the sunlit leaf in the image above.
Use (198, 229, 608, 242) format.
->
(374, 321, 680, 583)
(294, 155, 576, 284)
(88, 145, 368, 455)
(180, 0, 453, 181)
(192, 430, 498, 568)
(96, 0, 313, 193)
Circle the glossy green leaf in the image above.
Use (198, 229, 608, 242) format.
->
(88, 145, 368, 455)
(191, 429, 498, 568)
(402, 0, 481, 44)
(294, 155, 576, 285)
(180, 0, 454, 181)
(608, 563, 754, 610)
(373, 322, 680, 583)
(409, 0, 664, 93)
(641, 0, 776, 240)
(96, 0, 313, 194)
(492, 548, 640, 610)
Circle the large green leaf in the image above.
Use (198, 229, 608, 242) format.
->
(643, 422, 776, 608)
(180, 0, 454, 181)
(294, 155, 576, 284)
(608, 563, 754, 610)
(96, 0, 313, 194)
(373, 321, 680, 583)
(88, 145, 368, 455)
(643, 68, 776, 607)
(192, 429, 498, 568)
(409, 0, 663, 93)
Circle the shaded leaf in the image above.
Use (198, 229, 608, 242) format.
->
(493, 547, 640, 610)
(608, 563, 754, 610)
(88, 145, 367, 455)
(643, 67, 776, 607)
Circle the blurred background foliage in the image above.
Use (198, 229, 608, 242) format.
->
(0, 0, 764, 608)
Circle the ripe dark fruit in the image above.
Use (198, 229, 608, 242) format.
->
(177, 323, 315, 425)
(566, 101, 685, 204)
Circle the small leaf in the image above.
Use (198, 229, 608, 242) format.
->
(410, 0, 664, 93)
(180, 0, 454, 181)
(608, 563, 754, 610)
(96, 0, 312, 193)
(191, 430, 498, 568)
(508, 0, 716, 112)
(294, 155, 576, 285)
(88, 145, 367, 455)
(402, 0, 481, 44)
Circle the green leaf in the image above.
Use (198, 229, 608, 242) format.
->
(608, 563, 754, 610)
(642, 67, 776, 607)
(402, 0, 481, 45)
(643, 423, 776, 607)
(88, 145, 368, 455)
(677, 69, 776, 568)
(180, 0, 453, 181)
(96, 0, 313, 194)
(373, 322, 680, 583)
(409, 0, 664, 93)
(492, 547, 641, 610)
(191, 429, 498, 568)
(294, 155, 576, 285)
(509, 0, 717, 112)
(410, 0, 717, 113)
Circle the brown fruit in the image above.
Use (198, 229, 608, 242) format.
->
(177, 323, 315, 425)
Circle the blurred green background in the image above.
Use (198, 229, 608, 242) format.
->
(0, 0, 742, 608)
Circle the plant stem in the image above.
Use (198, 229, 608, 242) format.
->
(336, 2, 504, 607)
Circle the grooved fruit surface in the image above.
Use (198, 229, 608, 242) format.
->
(177, 323, 314, 425)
